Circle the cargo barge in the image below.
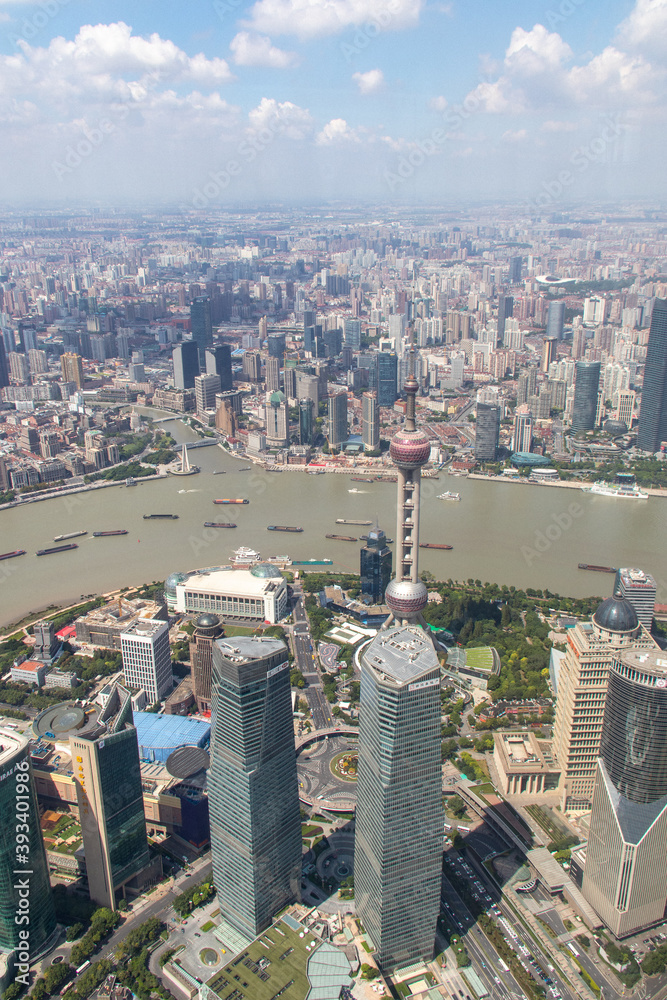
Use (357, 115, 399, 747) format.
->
(292, 558, 333, 565)
(204, 522, 237, 529)
(54, 530, 87, 542)
(419, 543, 454, 550)
(351, 476, 374, 482)
(326, 534, 357, 542)
(36, 544, 78, 556)
(336, 518, 372, 526)
(268, 525, 303, 533)
(143, 514, 179, 519)
(0, 549, 26, 561)
(578, 563, 617, 574)
(93, 530, 128, 537)
(214, 499, 249, 505)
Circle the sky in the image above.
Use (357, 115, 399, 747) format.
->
(0, 0, 666, 208)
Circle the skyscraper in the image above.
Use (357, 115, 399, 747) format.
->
(120, 619, 172, 705)
(205, 344, 233, 392)
(509, 256, 522, 283)
(328, 392, 348, 449)
(265, 355, 281, 392)
(571, 360, 601, 433)
(359, 528, 392, 603)
(614, 568, 657, 632)
(173, 341, 199, 390)
(546, 300, 565, 341)
(60, 351, 84, 389)
(70, 685, 153, 909)
(190, 613, 224, 714)
(265, 391, 289, 447)
(195, 373, 221, 415)
(355, 343, 442, 971)
(497, 295, 513, 346)
(512, 405, 533, 454)
(209, 636, 301, 940)
(191, 296, 213, 364)
(475, 403, 500, 461)
(298, 397, 314, 445)
(541, 336, 558, 373)
(376, 352, 398, 407)
(362, 391, 379, 451)
(344, 318, 361, 349)
(582, 649, 667, 937)
(637, 299, 667, 453)
(0, 724, 56, 960)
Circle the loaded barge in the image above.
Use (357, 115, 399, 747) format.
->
(578, 563, 617, 574)
(268, 525, 303, 533)
(93, 530, 128, 537)
(37, 544, 78, 556)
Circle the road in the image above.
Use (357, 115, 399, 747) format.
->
(290, 585, 334, 730)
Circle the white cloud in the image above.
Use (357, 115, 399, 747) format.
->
(619, 0, 667, 53)
(242, 0, 423, 40)
(504, 24, 572, 75)
(352, 69, 384, 94)
(229, 31, 299, 68)
(247, 97, 314, 139)
(429, 95, 448, 111)
(541, 119, 578, 132)
(501, 128, 527, 142)
(316, 117, 360, 144)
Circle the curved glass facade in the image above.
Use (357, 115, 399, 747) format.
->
(601, 654, 667, 804)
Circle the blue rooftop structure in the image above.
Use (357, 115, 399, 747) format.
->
(133, 712, 210, 763)
(511, 451, 552, 467)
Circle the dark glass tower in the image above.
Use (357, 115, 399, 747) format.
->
(571, 360, 601, 433)
(637, 299, 667, 453)
(546, 300, 565, 341)
(173, 341, 200, 390)
(205, 344, 233, 392)
(191, 296, 213, 365)
(497, 295, 513, 346)
(376, 352, 398, 407)
(475, 403, 500, 461)
(360, 528, 392, 603)
(299, 397, 314, 445)
(209, 637, 301, 940)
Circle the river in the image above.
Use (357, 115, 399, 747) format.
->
(0, 415, 665, 627)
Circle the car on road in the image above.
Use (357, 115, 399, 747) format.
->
(195, 933, 201, 938)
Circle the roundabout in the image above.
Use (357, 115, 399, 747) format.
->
(199, 949, 220, 967)
(297, 734, 358, 810)
(330, 750, 358, 782)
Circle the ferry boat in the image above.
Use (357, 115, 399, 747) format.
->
(204, 522, 237, 529)
(348, 488, 367, 494)
(231, 547, 261, 566)
(214, 498, 249, 505)
(437, 491, 461, 501)
(326, 534, 357, 542)
(582, 476, 648, 499)
(143, 514, 179, 520)
(125, 477, 137, 486)
(0, 549, 26, 561)
(54, 530, 87, 542)
(307, 469, 325, 475)
(419, 543, 453, 550)
(267, 525, 303, 533)
(92, 530, 128, 537)
(36, 543, 78, 556)
(336, 519, 372, 526)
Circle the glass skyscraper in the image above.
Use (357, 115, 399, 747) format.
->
(359, 528, 392, 603)
(209, 636, 301, 940)
(190, 296, 213, 365)
(376, 352, 398, 407)
(173, 340, 200, 390)
(0, 725, 56, 960)
(571, 360, 601, 433)
(637, 299, 667, 453)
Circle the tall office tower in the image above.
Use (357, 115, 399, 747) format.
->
(497, 295, 513, 346)
(60, 351, 84, 389)
(265, 355, 281, 392)
(209, 636, 301, 940)
(637, 299, 667, 452)
(191, 296, 213, 364)
(552, 594, 656, 811)
(571, 361, 601, 433)
(297, 372, 319, 409)
(541, 336, 558, 373)
(9, 351, 30, 384)
(517, 368, 537, 406)
(0, 339, 8, 389)
(328, 391, 348, 449)
(509, 255, 522, 283)
(475, 403, 500, 461)
(265, 392, 289, 447)
(28, 348, 47, 375)
(190, 613, 224, 713)
(195, 373, 221, 415)
(0, 724, 57, 960)
(512, 405, 533, 453)
(344, 318, 361, 349)
(205, 344, 233, 392)
(614, 568, 657, 632)
(572, 324, 587, 360)
(546, 300, 565, 341)
(359, 528, 392, 602)
(298, 397, 314, 445)
(283, 366, 297, 399)
(71, 685, 152, 909)
(173, 341, 199, 390)
(20, 327, 38, 353)
(242, 349, 262, 382)
(362, 391, 380, 451)
(120, 620, 172, 705)
(376, 351, 398, 407)
(267, 333, 286, 361)
(355, 347, 442, 970)
(582, 649, 667, 937)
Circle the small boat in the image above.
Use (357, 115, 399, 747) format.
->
(213, 470, 226, 475)
(231, 546, 261, 565)
(237, 466, 251, 472)
(307, 469, 325, 475)
(53, 530, 87, 542)
(214, 499, 249, 505)
(143, 514, 179, 520)
(204, 522, 237, 529)
(268, 525, 303, 533)
(351, 476, 373, 483)
(36, 544, 78, 556)
(437, 492, 461, 501)
(125, 477, 137, 486)
(377, 476, 397, 483)
(348, 488, 367, 494)
(336, 519, 372, 525)
(93, 530, 129, 537)
(292, 558, 333, 565)
(0, 550, 26, 561)
(419, 543, 453, 550)
(578, 563, 617, 574)
(326, 534, 357, 542)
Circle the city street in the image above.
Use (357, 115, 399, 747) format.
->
(290, 585, 334, 730)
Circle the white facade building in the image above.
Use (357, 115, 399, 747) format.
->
(120, 620, 172, 705)
(174, 567, 288, 624)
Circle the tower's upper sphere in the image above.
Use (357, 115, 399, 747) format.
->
(390, 429, 431, 469)
(384, 578, 429, 617)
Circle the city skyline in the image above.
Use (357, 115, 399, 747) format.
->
(0, 0, 665, 205)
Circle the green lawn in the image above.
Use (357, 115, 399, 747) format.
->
(206, 918, 311, 1000)
(200, 921, 216, 933)
(464, 646, 495, 672)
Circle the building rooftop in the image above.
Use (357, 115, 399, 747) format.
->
(214, 636, 286, 663)
(121, 618, 168, 639)
(616, 648, 667, 681)
(178, 568, 284, 597)
(0, 727, 27, 767)
(616, 567, 657, 588)
(363, 625, 439, 685)
(133, 712, 210, 759)
(593, 594, 638, 633)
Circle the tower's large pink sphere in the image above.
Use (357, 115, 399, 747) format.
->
(385, 578, 429, 616)
(390, 430, 431, 469)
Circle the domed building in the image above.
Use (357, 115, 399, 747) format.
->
(171, 564, 288, 625)
(190, 613, 224, 713)
(164, 571, 192, 611)
(552, 591, 658, 812)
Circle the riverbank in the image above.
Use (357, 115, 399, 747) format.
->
(467, 473, 667, 499)
(0, 473, 168, 512)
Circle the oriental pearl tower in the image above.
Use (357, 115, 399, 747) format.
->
(383, 341, 431, 629)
